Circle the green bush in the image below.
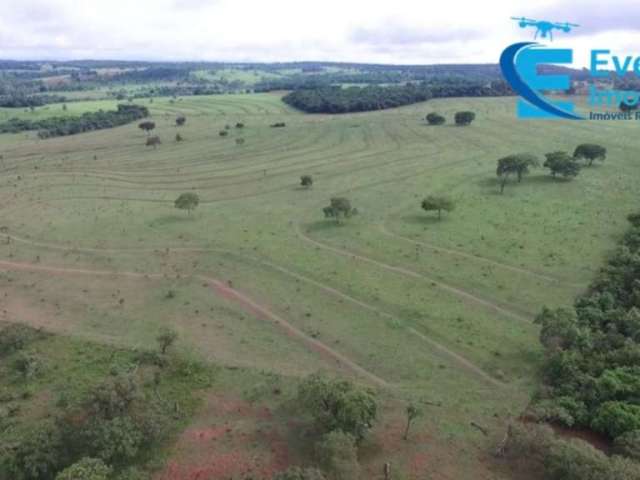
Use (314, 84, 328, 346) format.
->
(298, 374, 377, 440)
(315, 431, 359, 480)
(85, 416, 144, 464)
(592, 402, 640, 438)
(55, 458, 111, 480)
(614, 430, 640, 461)
(0, 324, 40, 356)
(9, 421, 66, 480)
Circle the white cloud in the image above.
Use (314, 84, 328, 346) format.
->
(0, 0, 638, 65)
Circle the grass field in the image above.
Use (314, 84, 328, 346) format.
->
(0, 92, 637, 479)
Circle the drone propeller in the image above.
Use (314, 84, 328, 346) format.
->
(510, 16, 537, 23)
(554, 21, 579, 26)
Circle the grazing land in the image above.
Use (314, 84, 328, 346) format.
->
(1, 91, 638, 479)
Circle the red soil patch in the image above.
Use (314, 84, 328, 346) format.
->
(155, 393, 292, 480)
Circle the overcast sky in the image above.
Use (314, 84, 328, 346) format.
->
(2, 0, 639, 66)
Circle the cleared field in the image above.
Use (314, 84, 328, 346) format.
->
(0, 92, 636, 478)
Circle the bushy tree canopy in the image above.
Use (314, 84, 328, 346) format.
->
(421, 195, 455, 219)
(573, 144, 606, 166)
(454, 111, 476, 125)
(426, 112, 445, 125)
(55, 458, 111, 480)
(298, 374, 377, 440)
(544, 151, 580, 179)
(174, 192, 200, 215)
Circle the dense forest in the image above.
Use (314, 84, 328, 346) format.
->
(0, 104, 149, 138)
(532, 212, 640, 443)
(282, 80, 511, 113)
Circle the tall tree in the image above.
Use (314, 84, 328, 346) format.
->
(496, 154, 538, 193)
(323, 197, 357, 223)
(544, 151, 581, 179)
(174, 192, 200, 215)
(138, 121, 155, 136)
(421, 195, 455, 219)
(573, 144, 606, 166)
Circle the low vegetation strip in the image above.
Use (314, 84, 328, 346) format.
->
(0, 103, 149, 138)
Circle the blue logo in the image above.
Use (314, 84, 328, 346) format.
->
(500, 42, 584, 120)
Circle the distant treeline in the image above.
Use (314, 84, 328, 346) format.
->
(0, 93, 67, 108)
(282, 81, 512, 113)
(0, 104, 149, 138)
(532, 212, 640, 441)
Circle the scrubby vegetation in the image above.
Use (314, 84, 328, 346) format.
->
(531, 211, 640, 444)
(0, 325, 211, 480)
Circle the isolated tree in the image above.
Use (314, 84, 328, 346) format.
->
(175, 133, 183, 142)
(174, 192, 199, 215)
(156, 328, 178, 354)
(323, 197, 357, 223)
(426, 112, 445, 125)
(298, 373, 377, 440)
(300, 175, 313, 188)
(421, 195, 455, 219)
(544, 151, 581, 179)
(146, 136, 161, 149)
(55, 458, 111, 480)
(315, 431, 360, 480)
(573, 144, 606, 166)
(138, 121, 155, 136)
(235, 122, 245, 128)
(496, 154, 538, 193)
(404, 403, 423, 440)
(219, 130, 229, 137)
(454, 111, 476, 126)
(175, 115, 186, 127)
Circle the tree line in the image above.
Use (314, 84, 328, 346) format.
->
(282, 81, 510, 114)
(0, 104, 149, 138)
(496, 144, 606, 193)
(0, 94, 67, 108)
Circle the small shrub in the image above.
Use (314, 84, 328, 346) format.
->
(315, 431, 359, 480)
(426, 112, 445, 125)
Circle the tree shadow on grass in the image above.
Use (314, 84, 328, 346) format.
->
(301, 219, 350, 233)
(399, 214, 445, 226)
(477, 174, 566, 196)
(151, 214, 197, 226)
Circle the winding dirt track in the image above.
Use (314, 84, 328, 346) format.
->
(294, 224, 532, 324)
(0, 259, 388, 388)
(378, 222, 582, 288)
(4, 233, 504, 387)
